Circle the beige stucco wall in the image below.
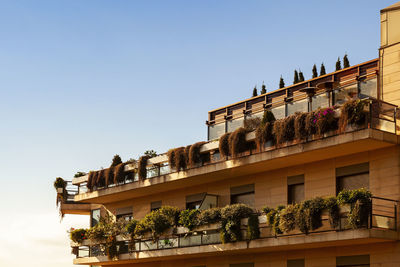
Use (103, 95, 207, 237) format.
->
(102, 146, 400, 220)
(106, 242, 400, 267)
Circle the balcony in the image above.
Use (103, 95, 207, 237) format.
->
(71, 196, 398, 265)
(67, 97, 399, 205)
(58, 181, 94, 215)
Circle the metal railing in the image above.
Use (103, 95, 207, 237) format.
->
(74, 196, 398, 258)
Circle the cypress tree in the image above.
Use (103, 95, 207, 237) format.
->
(320, 63, 326, 76)
(252, 86, 258, 97)
(299, 70, 305, 82)
(335, 57, 342, 71)
(312, 64, 318, 78)
(261, 82, 267, 94)
(279, 76, 285, 88)
(343, 54, 350, 68)
(293, 70, 299, 84)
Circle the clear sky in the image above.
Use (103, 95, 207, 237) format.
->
(0, 1, 396, 266)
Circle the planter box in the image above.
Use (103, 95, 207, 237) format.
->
(194, 223, 219, 232)
(176, 226, 189, 234)
(241, 215, 266, 226)
(339, 204, 351, 214)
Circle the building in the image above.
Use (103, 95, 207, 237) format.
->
(56, 2, 400, 267)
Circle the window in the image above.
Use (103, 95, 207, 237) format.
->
(271, 106, 285, 119)
(312, 93, 329, 110)
(287, 259, 305, 267)
(336, 163, 369, 194)
(151, 201, 162, 212)
(359, 78, 377, 99)
(229, 263, 254, 267)
(186, 193, 206, 209)
(90, 209, 100, 227)
(336, 255, 370, 266)
(288, 175, 304, 204)
(116, 207, 133, 221)
(230, 184, 255, 207)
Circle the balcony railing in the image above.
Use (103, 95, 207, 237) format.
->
(72, 196, 398, 259)
(69, 97, 398, 197)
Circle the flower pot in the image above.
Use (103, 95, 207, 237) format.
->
(57, 188, 64, 194)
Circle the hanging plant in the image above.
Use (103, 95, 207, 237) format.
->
(138, 156, 149, 180)
(219, 132, 231, 158)
(228, 127, 251, 158)
(305, 111, 317, 136)
(69, 228, 88, 244)
(184, 145, 192, 166)
(178, 209, 200, 231)
(188, 141, 206, 167)
(294, 112, 308, 140)
(87, 171, 95, 191)
(313, 107, 338, 136)
(272, 119, 285, 145)
(244, 117, 261, 132)
(113, 163, 126, 184)
(339, 99, 368, 132)
(97, 169, 106, 187)
(324, 196, 340, 228)
(283, 114, 296, 142)
(173, 147, 187, 171)
(104, 168, 114, 187)
(279, 204, 298, 233)
(167, 149, 176, 170)
(220, 204, 253, 243)
(255, 121, 274, 150)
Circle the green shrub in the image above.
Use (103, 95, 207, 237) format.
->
(272, 119, 285, 145)
(220, 204, 254, 243)
(70, 228, 88, 243)
(135, 210, 172, 239)
(266, 205, 285, 235)
(339, 99, 368, 132)
(261, 110, 276, 125)
(337, 188, 371, 204)
(54, 177, 66, 189)
(219, 132, 231, 158)
(279, 204, 297, 233)
(197, 207, 221, 225)
(74, 172, 86, 178)
(295, 203, 310, 234)
(144, 150, 157, 158)
(307, 197, 325, 230)
(179, 209, 200, 230)
(247, 214, 260, 240)
(125, 220, 138, 235)
(324, 196, 340, 228)
(138, 156, 149, 180)
(188, 142, 206, 167)
(228, 127, 251, 158)
(111, 155, 122, 167)
(283, 115, 296, 141)
(337, 188, 372, 229)
(255, 122, 274, 150)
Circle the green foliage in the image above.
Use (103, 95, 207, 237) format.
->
(219, 132, 231, 158)
(339, 99, 368, 132)
(188, 142, 206, 167)
(261, 83, 267, 94)
(220, 204, 254, 243)
(320, 63, 326, 76)
(70, 228, 88, 244)
(138, 155, 149, 180)
(279, 204, 297, 233)
(255, 121, 274, 149)
(299, 70, 305, 82)
(174, 147, 187, 171)
(144, 150, 157, 158)
(125, 220, 138, 235)
(247, 214, 260, 240)
(266, 205, 285, 235)
(179, 209, 200, 230)
(293, 70, 299, 84)
(324, 196, 340, 228)
(134, 206, 179, 239)
(335, 57, 342, 71)
(167, 149, 176, 169)
(279, 76, 285, 88)
(337, 188, 371, 204)
(283, 114, 296, 142)
(111, 155, 122, 167)
(347, 199, 371, 229)
(252, 86, 258, 97)
(104, 168, 114, 187)
(74, 172, 87, 178)
(97, 169, 106, 187)
(312, 64, 318, 78)
(261, 110, 276, 125)
(54, 177, 66, 189)
(228, 127, 251, 158)
(197, 207, 221, 225)
(343, 54, 350, 68)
